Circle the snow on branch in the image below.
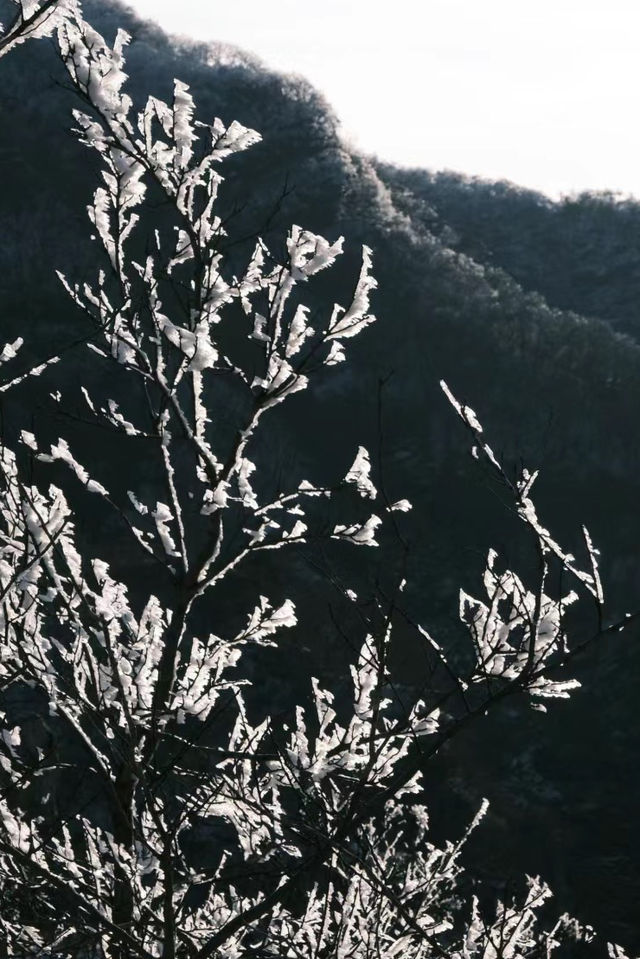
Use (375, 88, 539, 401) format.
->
(326, 245, 377, 342)
(344, 446, 377, 500)
(461, 548, 581, 707)
(441, 380, 605, 604)
(0, 0, 75, 58)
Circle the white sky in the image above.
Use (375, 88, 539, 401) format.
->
(128, 0, 640, 199)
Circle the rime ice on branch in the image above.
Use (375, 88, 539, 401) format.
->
(0, 0, 76, 58)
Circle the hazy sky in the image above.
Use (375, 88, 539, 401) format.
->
(128, 0, 640, 200)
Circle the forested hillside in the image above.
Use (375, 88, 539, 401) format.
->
(378, 163, 640, 338)
(3, 0, 640, 945)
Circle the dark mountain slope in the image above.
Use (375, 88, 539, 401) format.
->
(377, 162, 640, 338)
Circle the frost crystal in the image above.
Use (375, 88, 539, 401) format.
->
(344, 446, 377, 499)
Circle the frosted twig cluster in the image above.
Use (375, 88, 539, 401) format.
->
(0, 0, 75, 58)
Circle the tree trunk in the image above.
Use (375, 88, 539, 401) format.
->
(112, 754, 136, 958)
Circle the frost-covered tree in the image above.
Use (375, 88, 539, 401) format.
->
(0, 0, 74, 58)
(0, 8, 637, 958)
